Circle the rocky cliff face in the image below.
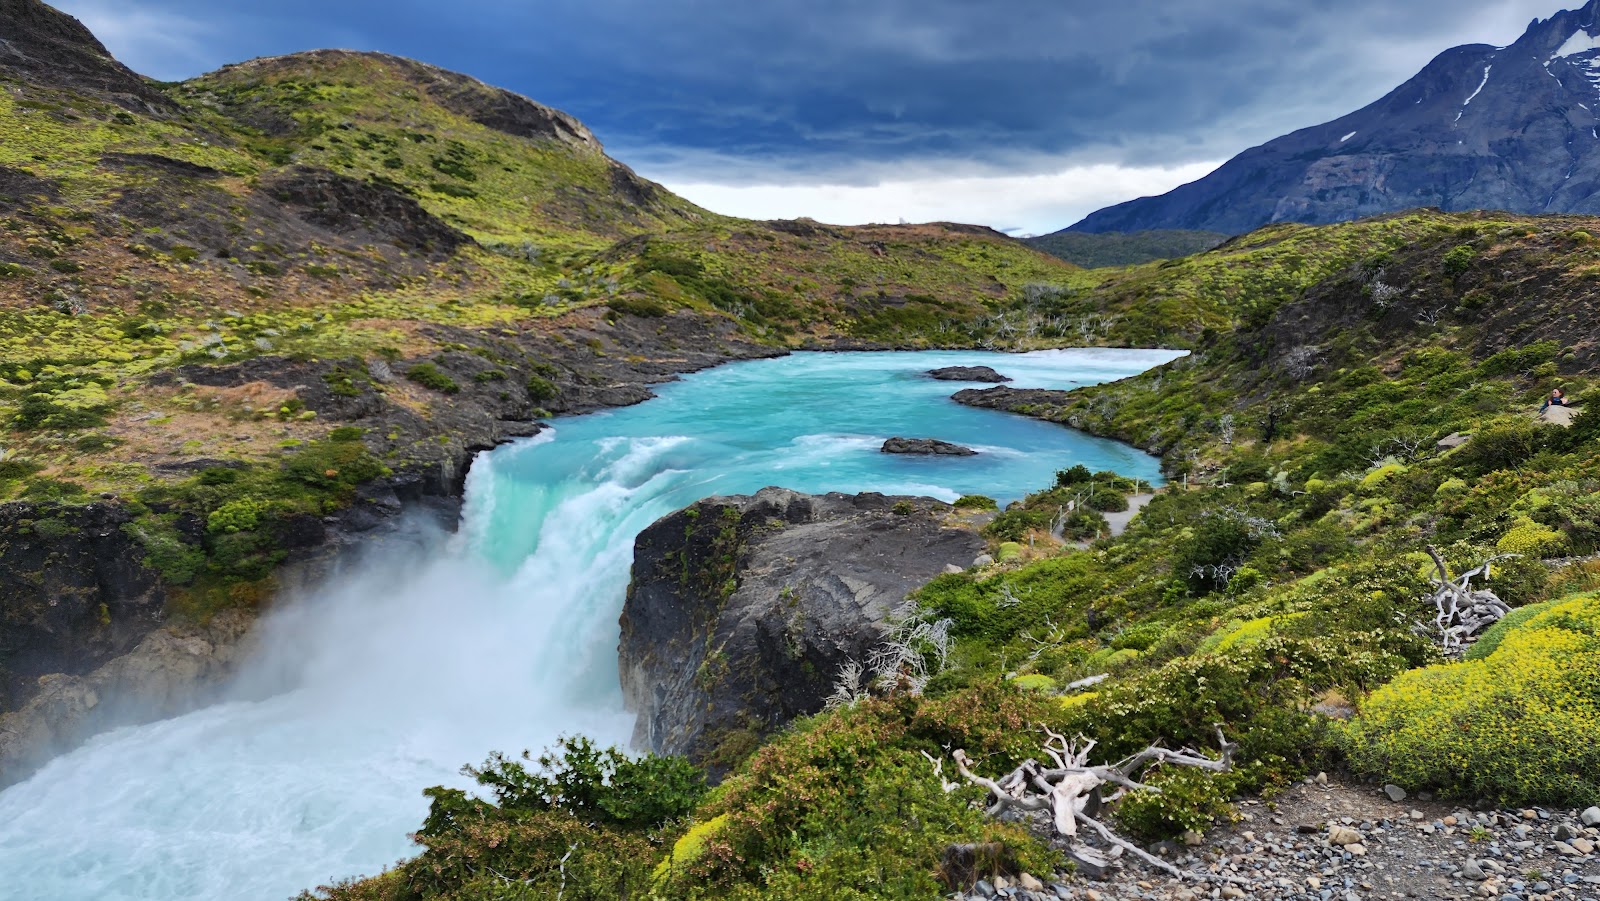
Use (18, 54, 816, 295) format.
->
(619, 488, 983, 776)
(1073, 0, 1600, 234)
(0, 0, 172, 111)
(0, 485, 461, 788)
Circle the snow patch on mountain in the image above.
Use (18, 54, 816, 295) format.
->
(1463, 66, 1493, 105)
(1553, 29, 1600, 60)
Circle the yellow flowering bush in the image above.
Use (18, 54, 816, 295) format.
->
(1495, 516, 1569, 558)
(1197, 612, 1309, 654)
(1008, 673, 1057, 692)
(1343, 595, 1600, 804)
(1360, 463, 1407, 490)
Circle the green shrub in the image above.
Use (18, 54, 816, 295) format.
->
(1451, 418, 1544, 476)
(427, 181, 477, 199)
(1055, 464, 1092, 486)
(0, 457, 43, 486)
(984, 507, 1050, 542)
(607, 296, 669, 318)
(526, 374, 558, 401)
(207, 497, 276, 534)
(953, 494, 998, 510)
(658, 688, 1059, 897)
(429, 156, 476, 182)
(1084, 485, 1130, 513)
(304, 738, 704, 901)
(1343, 594, 1600, 805)
(1115, 766, 1237, 841)
(1441, 244, 1476, 277)
(1060, 633, 1409, 789)
(124, 514, 205, 585)
(198, 467, 240, 486)
(405, 362, 459, 394)
(466, 736, 707, 831)
(282, 439, 388, 492)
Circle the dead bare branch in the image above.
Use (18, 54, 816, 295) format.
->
(1418, 545, 1516, 653)
(947, 725, 1251, 886)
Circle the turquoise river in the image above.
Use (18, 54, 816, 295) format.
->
(0, 348, 1182, 900)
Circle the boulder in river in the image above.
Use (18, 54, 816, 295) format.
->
(881, 437, 977, 456)
(927, 365, 1011, 383)
(619, 487, 983, 776)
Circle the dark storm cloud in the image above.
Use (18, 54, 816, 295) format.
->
(57, 0, 1561, 180)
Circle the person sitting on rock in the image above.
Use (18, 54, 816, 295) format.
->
(1540, 388, 1570, 413)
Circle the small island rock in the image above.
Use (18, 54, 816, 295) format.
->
(881, 437, 978, 456)
(927, 365, 1012, 383)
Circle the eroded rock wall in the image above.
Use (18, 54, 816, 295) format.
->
(619, 487, 983, 776)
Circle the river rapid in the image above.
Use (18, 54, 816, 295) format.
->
(0, 348, 1182, 901)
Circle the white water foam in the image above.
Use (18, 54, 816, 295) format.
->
(0, 348, 1184, 900)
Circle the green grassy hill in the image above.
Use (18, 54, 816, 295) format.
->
(0, 35, 1085, 508)
(1025, 227, 1228, 268)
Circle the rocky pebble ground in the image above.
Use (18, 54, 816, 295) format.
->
(951, 777, 1599, 901)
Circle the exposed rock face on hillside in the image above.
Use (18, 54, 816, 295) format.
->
(0, 503, 165, 710)
(0, 0, 172, 111)
(619, 488, 983, 775)
(1073, 0, 1600, 234)
(0, 608, 253, 787)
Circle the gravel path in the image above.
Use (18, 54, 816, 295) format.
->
(953, 776, 1600, 901)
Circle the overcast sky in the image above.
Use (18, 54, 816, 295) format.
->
(53, 0, 1572, 234)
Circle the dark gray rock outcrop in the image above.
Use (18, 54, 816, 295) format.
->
(951, 385, 1076, 413)
(927, 365, 1011, 383)
(881, 437, 978, 456)
(619, 488, 983, 775)
(0, 0, 174, 112)
(0, 609, 253, 783)
(263, 167, 472, 257)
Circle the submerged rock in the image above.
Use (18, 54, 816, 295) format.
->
(881, 437, 977, 456)
(619, 487, 982, 776)
(927, 365, 1012, 383)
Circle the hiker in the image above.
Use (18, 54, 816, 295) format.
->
(1540, 388, 1569, 413)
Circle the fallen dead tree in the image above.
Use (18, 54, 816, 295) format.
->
(1421, 545, 1514, 653)
(943, 725, 1253, 886)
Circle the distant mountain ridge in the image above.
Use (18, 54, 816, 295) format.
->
(1073, 0, 1600, 234)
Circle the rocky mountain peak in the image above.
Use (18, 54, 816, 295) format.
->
(0, 0, 172, 111)
(1071, 1, 1600, 235)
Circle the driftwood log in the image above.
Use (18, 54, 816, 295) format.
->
(946, 726, 1254, 885)
(1422, 545, 1514, 652)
